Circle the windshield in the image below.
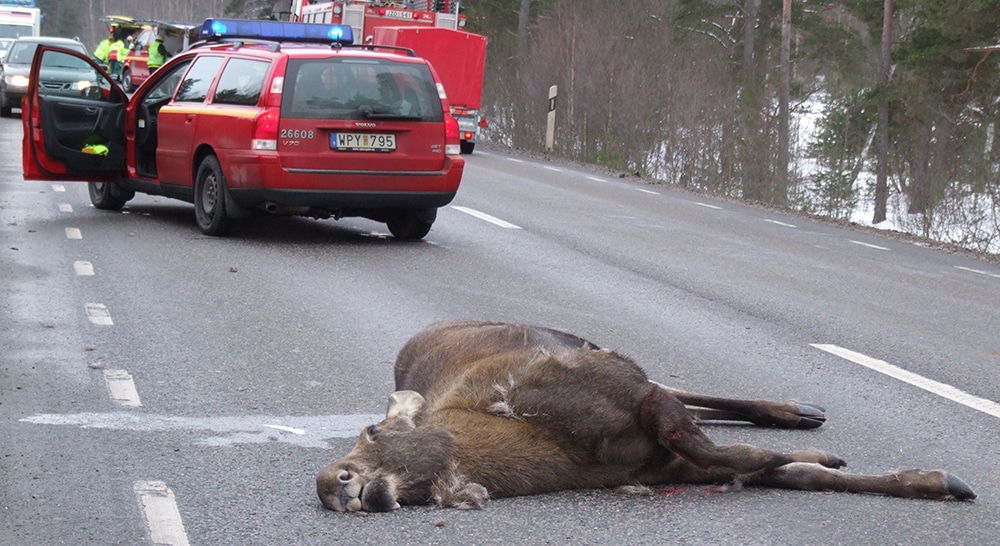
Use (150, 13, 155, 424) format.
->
(6, 41, 37, 63)
(282, 58, 442, 122)
(0, 24, 33, 39)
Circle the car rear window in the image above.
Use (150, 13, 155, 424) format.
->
(281, 58, 442, 122)
(213, 57, 269, 106)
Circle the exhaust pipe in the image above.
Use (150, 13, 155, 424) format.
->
(264, 202, 279, 214)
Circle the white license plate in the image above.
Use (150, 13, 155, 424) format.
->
(331, 132, 396, 152)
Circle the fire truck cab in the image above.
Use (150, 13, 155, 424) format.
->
(287, 1, 487, 154)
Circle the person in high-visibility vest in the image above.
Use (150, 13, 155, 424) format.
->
(93, 32, 112, 66)
(107, 30, 126, 81)
(147, 31, 171, 73)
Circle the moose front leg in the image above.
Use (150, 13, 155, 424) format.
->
(753, 462, 977, 501)
(651, 382, 827, 429)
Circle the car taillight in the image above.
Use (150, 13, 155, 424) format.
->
(252, 107, 279, 151)
(445, 115, 461, 156)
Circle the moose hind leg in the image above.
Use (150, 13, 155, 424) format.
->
(641, 388, 844, 475)
(755, 463, 976, 501)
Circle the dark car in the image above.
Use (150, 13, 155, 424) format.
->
(21, 19, 464, 240)
(0, 35, 91, 117)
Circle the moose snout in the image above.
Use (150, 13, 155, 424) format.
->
(316, 465, 366, 512)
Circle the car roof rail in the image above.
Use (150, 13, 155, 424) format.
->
(343, 44, 417, 57)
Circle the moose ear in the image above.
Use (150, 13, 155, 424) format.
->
(386, 390, 425, 421)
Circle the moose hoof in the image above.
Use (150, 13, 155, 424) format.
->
(825, 452, 847, 469)
(792, 402, 827, 430)
(945, 474, 976, 501)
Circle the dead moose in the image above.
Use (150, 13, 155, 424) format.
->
(316, 320, 976, 512)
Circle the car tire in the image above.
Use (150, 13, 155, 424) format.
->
(387, 208, 436, 241)
(194, 155, 238, 236)
(88, 182, 132, 210)
(460, 141, 475, 154)
(121, 69, 133, 93)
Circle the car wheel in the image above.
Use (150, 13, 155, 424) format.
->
(460, 141, 475, 154)
(386, 208, 436, 241)
(194, 155, 237, 236)
(121, 69, 133, 93)
(88, 182, 131, 210)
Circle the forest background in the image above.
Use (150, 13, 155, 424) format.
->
(30, 0, 1000, 255)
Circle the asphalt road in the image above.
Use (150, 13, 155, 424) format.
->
(2, 113, 999, 545)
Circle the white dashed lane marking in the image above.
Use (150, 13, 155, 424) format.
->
(812, 344, 1000, 419)
(764, 219, 796, 228)
(65, 227, 82, 239)
(851, 240, 889, 251)
(74, 261, 95, 276)
(451, 206, 522, 229)
(58, 203, 73, 213)
(955, 266, 1000, 279)
(51, 184, 65, 192)
(695, 202, 722, 210)
(85, 303, 113, 326)
(134, 481, 190, 546)
(104, 369, 142, 407)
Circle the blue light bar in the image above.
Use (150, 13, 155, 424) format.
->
(198, 18, 354, 45)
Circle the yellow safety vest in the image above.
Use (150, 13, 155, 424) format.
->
(94, 39, 112, 63)
(148, 39, 166, 68)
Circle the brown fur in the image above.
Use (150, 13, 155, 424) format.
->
(317, 320, 976, 511)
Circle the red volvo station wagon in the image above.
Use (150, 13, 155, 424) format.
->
(22, 19, 465, 240)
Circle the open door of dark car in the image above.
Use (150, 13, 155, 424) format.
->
(22, 45, 129, 183)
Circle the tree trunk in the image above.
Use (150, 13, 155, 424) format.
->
(874, 0, 892, 224)
(518, 0, 530, 52)
(777, 0, 791, 204)
(740, 0, 765, 202)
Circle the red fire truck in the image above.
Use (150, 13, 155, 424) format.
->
(290, 1, 487, 153)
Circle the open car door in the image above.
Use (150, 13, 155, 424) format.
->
(22, 46, 129, 183)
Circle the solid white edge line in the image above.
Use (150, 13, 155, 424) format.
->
(451, 206, 522, 229)
(134, 481, 190, 546)
(811, 344, 1000, 419)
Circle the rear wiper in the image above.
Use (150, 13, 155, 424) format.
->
(358, 106, 422, 121)
(364, 112, 423, 121)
